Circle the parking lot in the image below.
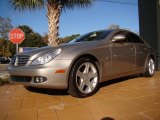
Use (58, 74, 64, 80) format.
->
(0, 71, 160, 120)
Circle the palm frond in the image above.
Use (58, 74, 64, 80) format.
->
(48, 0, 95, 10)
(9, 0, 45, 11)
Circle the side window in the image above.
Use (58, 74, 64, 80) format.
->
(127, 33, 144, 44)
(126, 34, 133, 43)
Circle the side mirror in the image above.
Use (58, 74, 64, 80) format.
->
(112, 35, 125, 42)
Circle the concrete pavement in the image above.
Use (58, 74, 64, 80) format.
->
(0, 72, 160, 120)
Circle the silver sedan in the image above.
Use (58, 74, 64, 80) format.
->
(7, 29, 155, 97)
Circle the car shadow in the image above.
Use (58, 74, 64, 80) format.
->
(25, 86, 69, 96)
(101, 117, 115, 120)
(100, 74, 141, 88)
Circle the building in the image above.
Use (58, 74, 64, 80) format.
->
(138, 0, 160, 70)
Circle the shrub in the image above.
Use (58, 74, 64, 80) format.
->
(0, 74, 9, 85)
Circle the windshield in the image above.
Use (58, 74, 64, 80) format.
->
(69, 30, 112, 43)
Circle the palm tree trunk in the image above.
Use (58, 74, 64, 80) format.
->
(47, 3, 61, 47)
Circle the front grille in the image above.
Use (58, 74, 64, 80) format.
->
(10, 75, 32, 83)
(11, 55, 30, 66)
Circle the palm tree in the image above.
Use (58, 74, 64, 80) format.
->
(9, 0, 95, 46)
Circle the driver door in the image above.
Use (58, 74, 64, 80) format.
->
(111, 32, 135, 75)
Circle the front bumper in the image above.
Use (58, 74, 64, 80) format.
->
(7, 59, 72, 89)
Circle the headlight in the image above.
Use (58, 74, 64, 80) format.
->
(31, 48, 62, 66)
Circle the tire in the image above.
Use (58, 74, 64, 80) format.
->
(144, 57, 155, 77)
(68, 57, 100, 98)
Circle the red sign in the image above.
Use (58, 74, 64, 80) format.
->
(9, 28, 25, 44)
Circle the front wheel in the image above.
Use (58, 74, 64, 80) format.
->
(144, 57, 155, 77)
(68, 58, 100, 98)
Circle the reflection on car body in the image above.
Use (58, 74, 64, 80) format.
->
(7, 29, 155, 97)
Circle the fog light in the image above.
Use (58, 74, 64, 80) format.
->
(34, 76, 47, 83)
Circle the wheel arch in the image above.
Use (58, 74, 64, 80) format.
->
(67, 54, 102, 89)
(149, 54, 156, 61)
(145, 54, 156, 70)
(145, 54, 156, 67)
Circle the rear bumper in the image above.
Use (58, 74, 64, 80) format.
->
(7, 60, 72, 89)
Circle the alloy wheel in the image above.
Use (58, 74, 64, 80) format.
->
(148, 58, 155, 75)
(76, 62, 98, 94)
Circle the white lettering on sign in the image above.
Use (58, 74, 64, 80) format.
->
(10, 33, 24, 39)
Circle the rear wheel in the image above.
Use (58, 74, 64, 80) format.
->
(144, 57, 155, 77)
(68, 57, 100, 98)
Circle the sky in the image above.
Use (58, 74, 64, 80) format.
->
(0, 0, 139, 37)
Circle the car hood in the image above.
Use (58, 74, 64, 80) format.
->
(17, 46, 55, 56)
(57, 41, 105, 59)
(16, 41, 104, 60)
(59, 41, 102, 49)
